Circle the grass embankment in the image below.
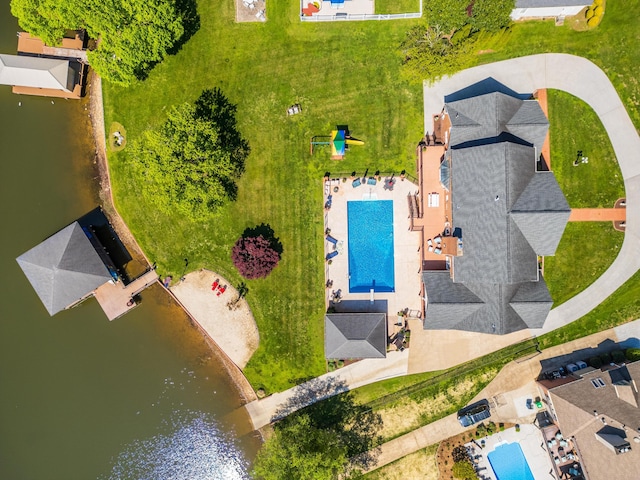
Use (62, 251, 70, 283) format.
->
(104, 1, 422, 392)
(362, 444, 439, 480)
(104, 0, 640, 394)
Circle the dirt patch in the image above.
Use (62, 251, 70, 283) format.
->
(108, 121, 127, 152)
(236, 0, 266, 22)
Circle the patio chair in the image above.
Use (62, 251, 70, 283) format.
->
(367, 177, 377, 185)
(324, 195, 333, 209)
(434, 248, 442, 255)
(326, 250, 339, 261)
(427, 238, 433, 247)
(326, 235, 338, 245)
(352, 178, 362, 188)
(434, 236, 442, 245)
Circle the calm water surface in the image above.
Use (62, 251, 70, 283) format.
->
(0, 7, 258, 479)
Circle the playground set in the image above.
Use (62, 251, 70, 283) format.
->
(310, 127, 364, 160)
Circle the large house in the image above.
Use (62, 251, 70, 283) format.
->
(538, 361, 640, 480)
(416, 83, 570, 335)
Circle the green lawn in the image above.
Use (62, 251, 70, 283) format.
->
(103, 0, 640, 394)
(375, 0, 421, 14)
(545, 222, 623, 306)
(104, 1, 423, 393)
(547, 90, 624, 208)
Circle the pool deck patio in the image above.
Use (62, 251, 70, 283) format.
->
(323, 176, 422, 334)
(467, 424, 557, 480)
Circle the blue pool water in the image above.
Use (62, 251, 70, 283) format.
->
(347, 200, 395, 293)
(488, 443, 535, 480)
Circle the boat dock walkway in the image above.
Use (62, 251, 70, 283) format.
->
(94, 269, 159, 320)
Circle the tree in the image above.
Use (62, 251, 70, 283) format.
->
(232, 235, 280, 279)
(252, 414, 347, 480)
(253, 385, 382, 480)
(10, 0, 188, 85)
(400, 24, 478, 82)
(131, 88, 249, 220)
(469, 0, 514, 32)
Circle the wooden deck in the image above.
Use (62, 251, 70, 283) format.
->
(412, 144, 455, 269)
(17, 32, 87, 61)
(93, 270, 159, 321)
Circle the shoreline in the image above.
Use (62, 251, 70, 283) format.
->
(86, 71, 258, 407)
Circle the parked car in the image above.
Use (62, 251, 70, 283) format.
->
(457, 399, 491, 427)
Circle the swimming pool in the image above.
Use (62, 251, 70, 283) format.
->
(488, 442, 535, 480)
(347, 200, 395, 293)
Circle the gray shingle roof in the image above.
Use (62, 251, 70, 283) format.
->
(451, 142, 540, 284)
(422, 271, 552, 334)
(325, 313, 387, 359)
(0, 54, 73, 91)
(16, 222, 112, 315)
(515, 0, 591, 7)
(446, 92, 549, 153)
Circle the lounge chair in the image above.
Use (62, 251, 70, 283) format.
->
(352, 178, 362, 188)
(326, 235, 338, 245)
(434, 236, 442, 245)
(427, 239, 433, 247)
(325, 195, 333, 209)
(434, 248, 442, 255)
(217, 285, 226, 296)
(367, 177, 377, 185)
(326, 250, 339, 261)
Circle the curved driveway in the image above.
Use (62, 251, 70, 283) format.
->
(424, 53, 640, 335)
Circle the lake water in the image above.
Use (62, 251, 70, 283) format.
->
(0, 6, 259, 479)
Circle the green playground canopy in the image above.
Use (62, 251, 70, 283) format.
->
(331, 130, 346, 158)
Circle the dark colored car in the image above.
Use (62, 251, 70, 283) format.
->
(457, 399, 491, 427)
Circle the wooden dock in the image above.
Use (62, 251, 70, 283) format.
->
(93, 270, 159, 320)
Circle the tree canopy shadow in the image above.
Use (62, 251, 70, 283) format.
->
(195, 88, 250, 177)
(168, 0, 201, 55)
(241, 223, 284, 257)
(271, 376, 382, 472)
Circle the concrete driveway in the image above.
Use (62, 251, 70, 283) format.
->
(424, 53, 640, 335)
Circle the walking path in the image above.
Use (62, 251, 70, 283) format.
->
(243, 350, 409, 430)
(362, 318, 640, 473)
(569, 208, 626, 221)
(423, 53, 640, 336)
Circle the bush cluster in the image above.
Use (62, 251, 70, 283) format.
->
(585, 1, 605, 27)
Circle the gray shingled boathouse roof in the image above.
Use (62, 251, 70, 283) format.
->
(17, 222, 112, 316)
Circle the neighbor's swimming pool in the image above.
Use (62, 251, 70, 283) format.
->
(488, 442, 535, 480)
(347, 200, 395, 293)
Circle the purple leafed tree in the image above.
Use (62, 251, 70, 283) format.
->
(232, 235, 280, 279)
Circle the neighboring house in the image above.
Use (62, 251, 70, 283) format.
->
(538, 361, 640, 480)
(420, 85, 570, 334)
(511, 0, 592, 20)
(16, 221, 116, 316)
(324, 313, 387, 359)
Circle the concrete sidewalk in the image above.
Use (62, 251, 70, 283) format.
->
(243, 350, 409, 430)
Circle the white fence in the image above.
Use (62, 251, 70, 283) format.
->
(300, 0, 422, 22)
(301, 12, 421, 21)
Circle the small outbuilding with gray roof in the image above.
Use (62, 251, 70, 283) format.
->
(511, 0, 592, 20)
(0, 54, 76, 92)
(325, 313, 387, 359)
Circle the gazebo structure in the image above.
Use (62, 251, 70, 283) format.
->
(324, 313, 387, 359)
(17, 222, 115, 316)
